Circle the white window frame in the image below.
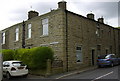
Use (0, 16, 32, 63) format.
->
(42, 18, 48, 36)
(76, 46, 83, 63)
(96, 28, 100, 37)
(28, 24, 32, 38)
(2, 32, 5, 44)
(15, 28, 19, 41)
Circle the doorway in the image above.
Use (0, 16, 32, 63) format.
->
(91, 49, 95, 66)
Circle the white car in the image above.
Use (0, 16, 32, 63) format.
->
(3, 60, 28, 79)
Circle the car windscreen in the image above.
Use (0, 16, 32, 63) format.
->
(98, 55, 107, 59)
(12, 62, 25, 67)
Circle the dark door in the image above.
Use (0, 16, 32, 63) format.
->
(106, 49, 108, 54)
(92, 50, 95, 65)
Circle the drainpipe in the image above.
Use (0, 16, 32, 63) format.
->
(65, 10, 68, 72)
(119, 30, 120, 57)
(113, 28, 116, 54)
(117, 29, 120, 57)
(22, 21, 25, 48)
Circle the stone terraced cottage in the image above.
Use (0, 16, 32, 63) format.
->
(1, 1, 120, 72)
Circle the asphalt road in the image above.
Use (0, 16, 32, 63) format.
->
(63, 65, 120, 80)
(3, 65, 120, 81)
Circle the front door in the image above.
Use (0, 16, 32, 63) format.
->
(92, 49, 95, 66)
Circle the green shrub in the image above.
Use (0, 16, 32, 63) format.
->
(2, 47, 54, 70)
(2, 49, 14, 61)
(14, 49, 32, 68)
(30, 47, 54, 69)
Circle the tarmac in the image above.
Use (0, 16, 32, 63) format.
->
(47, 66, 98, 79)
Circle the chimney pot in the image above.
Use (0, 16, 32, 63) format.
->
(28, 11, 39, 20)
(58, 0, 67, 10)
(87, 13, 94, 20)
(98, 17, 104, 23)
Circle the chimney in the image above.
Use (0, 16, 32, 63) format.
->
(28, 11, 39, 20)
(58, 0, 67, 10)
(98, 17, 104, 23)
(87, 13, 94, 20)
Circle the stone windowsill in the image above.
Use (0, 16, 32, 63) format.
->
(25, 38, 31, 40)
(40, 35, 49, 38)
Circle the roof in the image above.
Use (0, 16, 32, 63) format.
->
(66, 10, 115, 28)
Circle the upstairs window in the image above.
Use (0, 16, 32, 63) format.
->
(2, 32, 5, 44)
(28, 24, 31, 38)
(96, 23, 100, 37)
(96, 28, 100, 37)
(42, 18, 48, 35)
(15, 28, 19, 41)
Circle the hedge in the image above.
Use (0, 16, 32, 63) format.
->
(2, 49, 14, 61)
(14, 49, 32, 67)
(30, 47, 54, 69)
(2, 47, 54, 69)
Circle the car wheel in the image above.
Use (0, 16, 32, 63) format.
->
(110, 62, 114, 67)
(6, 72, 11, 79)
(98, 65, 101, 68)
(23, 74, 28, 78)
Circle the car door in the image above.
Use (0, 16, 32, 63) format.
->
(111, 55, 117, 65)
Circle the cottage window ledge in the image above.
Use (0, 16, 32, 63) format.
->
(14, 40, 19, 43)
(40, 35, 49, 38)
(25, 38, 31, 40)
(76, 62, 83, 64)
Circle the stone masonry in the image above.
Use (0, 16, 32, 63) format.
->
(1, 1, 120, 71)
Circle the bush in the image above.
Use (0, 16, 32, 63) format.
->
(2, 49, 14, 61)
(14, 49, 32, 66)
(2, 47, 54, 70)
(30, 47, 54, 69)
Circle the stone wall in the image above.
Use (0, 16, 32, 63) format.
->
(1, 8, 120, 72)
(66, 11, 120, 71)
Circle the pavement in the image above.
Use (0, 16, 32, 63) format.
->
(47, 65, 98, 79)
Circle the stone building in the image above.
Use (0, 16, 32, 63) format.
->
(1, 1, 120, 71)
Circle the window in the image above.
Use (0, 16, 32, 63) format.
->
(28, 24, 31, 38)
(96, 23, 100, 37)
(96, 28, 100, 37)
(97, 45, 101, 51)
(111, 55, 115, 58)
(3, 62, 10, 67)
(76, 46, 83, 62)
(1, 32, 5, 44)
(42, 18, 48, 35)
(15, 28, 19, 41)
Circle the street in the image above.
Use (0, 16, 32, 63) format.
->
(3, 65, 120, 81)
(62, 65, 119, 80)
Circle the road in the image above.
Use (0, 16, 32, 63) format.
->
(62, 65, 120, 80)
(3, 65, 120, 81)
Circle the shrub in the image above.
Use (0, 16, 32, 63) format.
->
(30, 47, 54, 69)
(2, 47, 54, 70)
(14, 49, 32, 68)
(2, 49, 14, 61)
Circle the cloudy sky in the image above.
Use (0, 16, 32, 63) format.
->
(0, 0, 119, 30)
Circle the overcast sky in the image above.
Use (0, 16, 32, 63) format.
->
(0, 0, 119, 30)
